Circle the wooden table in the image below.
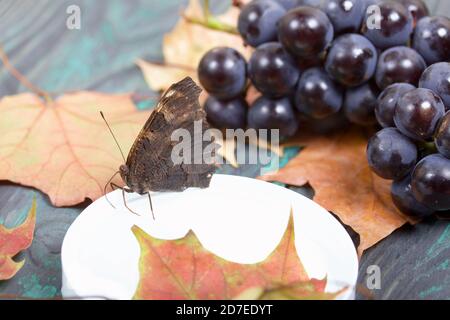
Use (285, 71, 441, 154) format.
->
(0, 0, 449, 300)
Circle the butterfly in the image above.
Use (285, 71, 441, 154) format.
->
(101, 77, 216, 218)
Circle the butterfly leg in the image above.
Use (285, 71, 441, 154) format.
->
(148, 192, 155, 220)
(110, 182, 139, 216)
(104, 171, 120, 209)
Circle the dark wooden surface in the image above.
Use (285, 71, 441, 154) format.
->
(0, 0, 449, 300)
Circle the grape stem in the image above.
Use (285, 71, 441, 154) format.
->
(0, 46, 53, 104)
(182, 0, 239, 35)
(419, 141, 438, 154)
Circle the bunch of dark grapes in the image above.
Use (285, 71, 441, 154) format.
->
(368, 64, 450, 219)
(197, 0, 450, 218)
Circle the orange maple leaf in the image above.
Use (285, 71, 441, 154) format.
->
(260, 127, 411, 255)
(132, 211, 340, 300)
(0, 92, 151, 206)
(0, 198, 36, 280)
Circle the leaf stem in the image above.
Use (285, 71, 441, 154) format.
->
(0, 46, 53, 104)
(183, 14, 239, 34)
(182, 0, 239, 35)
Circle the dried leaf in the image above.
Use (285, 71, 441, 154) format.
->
(132, 211, 335, 300)
(0, 198, 36, 280)
(0, 92, 151, 206)
(137, 0, 252, 93)
(136, 60, 194, 94)
(260, 128, 409, 255)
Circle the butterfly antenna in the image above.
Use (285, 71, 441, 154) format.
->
(148, 193, 155, 220)
(100, 111, 127, 163)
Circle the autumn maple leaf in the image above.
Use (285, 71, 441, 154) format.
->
(132, 211, 341, 300)
(0, 93, 151, 206)
(0, 198, 36, 280)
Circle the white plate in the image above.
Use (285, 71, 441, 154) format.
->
(61, 174, 358, 300)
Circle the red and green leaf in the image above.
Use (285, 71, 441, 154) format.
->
(0, 198, 36, 280)
(132, 211, 341, 300)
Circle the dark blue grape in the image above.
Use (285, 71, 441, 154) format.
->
(198, 47, 247, 100)
(319, 0, 365, 34)
(413, 16, 450, 65)
(296, 54, 323, 71)
(412, 154, 450, 211)
(298, 110, 350, 134)
(303, 0, 321, 6)
(419, 62, 450, 111)
(362, 0, 414, 50)
(325, 33, 378, 87)
(248, 96, 299, 138)
(278, 7, 334, 58)
(248, 42, 300, 98)
(294, 67, 343, 119)
(204, 96, 247, 130)
(391, 174, 434, 218)
(360, 0, 383, 28)
(375, 46, 426, 90)
(362, 0, 382, 7)
(435, 111, 450, 159)
(375, 83, 416, 128)
(238, 0, 286, 47)
(394, 88, 446, 141)
(398, 0, 429, 25)
(274, 0, 301, 10)
(275, 0, 321, 10)
(367, 128, 418, 180)
(344, 82, 380, 125)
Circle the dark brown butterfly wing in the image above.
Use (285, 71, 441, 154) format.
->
(125, 77, 215, 194)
